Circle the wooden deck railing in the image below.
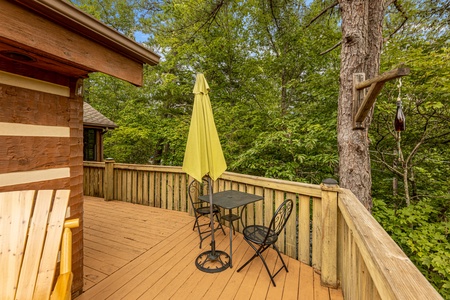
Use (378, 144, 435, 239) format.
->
(83, 161, 443, 300)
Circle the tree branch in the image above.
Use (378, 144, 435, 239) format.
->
(269, 0, 281, 30)
(372, 153, 404, 177)
(384, 0, 408, 42)
(305, 1, 339, 28)
(265, 25, 280, 57)
(320, 40, 342, 55)
(171, 0, 226, 43)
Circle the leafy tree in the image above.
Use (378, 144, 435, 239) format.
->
(373, 198, 450, 298)
(371, 0, 450, 206)
(370, 2, 450, 294)
(69, 0, 143, 37)
(149, 0, 341, 183)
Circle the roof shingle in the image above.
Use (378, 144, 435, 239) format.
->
(83, 102, 118, 129)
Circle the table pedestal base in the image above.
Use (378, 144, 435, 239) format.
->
(195, 250, 230, 273)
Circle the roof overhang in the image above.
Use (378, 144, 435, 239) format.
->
(1, 0, 160, 86)
(14, 0, 160, 66)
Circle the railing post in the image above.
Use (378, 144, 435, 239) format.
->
(321, 178, 339, 288)
(104, 158, 115, 201)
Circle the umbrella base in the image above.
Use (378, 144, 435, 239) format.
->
(195, 250, 230, 273)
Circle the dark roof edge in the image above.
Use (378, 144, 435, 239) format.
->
(83, 102, 118, 129)
(84, 123, 118, 129)
(15, 0, 160, 66)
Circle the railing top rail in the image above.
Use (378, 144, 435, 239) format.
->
(338, 188, 443, 300)
(112, 163, 185, 173)
(83, 162, 322, 197)
(83, 161, 104, 167)
(221, 171, 322, 198)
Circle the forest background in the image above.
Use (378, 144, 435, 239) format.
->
(71, 0, 449, 297)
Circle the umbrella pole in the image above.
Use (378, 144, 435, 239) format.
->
(208, 177, 215, 256)
(195, 176, 230, 273)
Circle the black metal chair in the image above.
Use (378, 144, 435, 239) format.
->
(188, 178, 226, 248)
(237, 199, 293, 286)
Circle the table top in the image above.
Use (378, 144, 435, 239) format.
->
(198, 190, 263, 210)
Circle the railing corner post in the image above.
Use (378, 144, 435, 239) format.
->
(104, 158, 115, 201)
(321, 178, 339, 288)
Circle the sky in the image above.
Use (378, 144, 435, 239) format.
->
(134, 31, 150, 43)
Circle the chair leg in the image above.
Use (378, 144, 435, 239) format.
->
(269, 245, 289, 282)
(193, 216, 199, 231)
(215, 213, 226, 235)
(193, 216, 203, 248)
(237, 242, 270, 272)
(273, 244, 289, 273)
(236, 252, 258, 272)
(259, 251, 277, 287)
(198, 225, 212, 249)
(237, 240, 282, 287)
(193, 213, 226, 249)
(193, 215, 210, 248)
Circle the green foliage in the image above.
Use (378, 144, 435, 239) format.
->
(231, 112, 338, 183)
(371, 12, 450, 203)
(74, 0, 449, 293)
(69, 0, 144, 37)
(136, 0, 341, 181)
(373, 198, 450, 298)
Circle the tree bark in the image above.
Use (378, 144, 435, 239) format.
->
(337, 0, 386, 211)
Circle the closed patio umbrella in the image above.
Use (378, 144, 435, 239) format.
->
(182, 73, 229, 272)
(182, 73, 226, 182)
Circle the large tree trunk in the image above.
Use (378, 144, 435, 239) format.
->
(337, 0, 386, 211)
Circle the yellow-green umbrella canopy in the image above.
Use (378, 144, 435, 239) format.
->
(182, 73, 227, 182)
(184, 73, 229, 271)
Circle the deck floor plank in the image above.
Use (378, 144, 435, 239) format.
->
(299, 262, 315, 299)
(250, 249, 278, 300)
(233, 244, 266, 299)
(314, 271, 331, 299)
(130, 234, 207, 299)
(172, 232, 232, 300)
(83, 249, 124, 274)
(283, 257, 301, 299)
(202, 235, 252, 300)
(81, 226, 195, 299)
(162, 229, 231, 300)
(76, 196, 343, 300)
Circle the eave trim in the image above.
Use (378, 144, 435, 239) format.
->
(15, 0, 160, 66)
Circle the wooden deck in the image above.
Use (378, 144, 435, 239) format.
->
(76, 196, 344, 300)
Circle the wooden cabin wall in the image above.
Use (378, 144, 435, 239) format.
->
(0, 66, 84, 295)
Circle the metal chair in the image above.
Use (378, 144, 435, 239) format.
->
(237, 199, 293, 286)
(188, 178, 226, 248)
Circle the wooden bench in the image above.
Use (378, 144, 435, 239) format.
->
(0, 190, 79, 299)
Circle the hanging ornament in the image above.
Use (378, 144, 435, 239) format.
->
(394, 79, 406, 132)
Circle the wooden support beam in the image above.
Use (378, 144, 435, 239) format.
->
(354, 81, 386, 125)
(355, 67, 410, 90)
(353, 67, 410, 130)
(353, 73, 366, 129)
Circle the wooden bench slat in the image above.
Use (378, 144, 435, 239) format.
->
(0, 189, 73, 300)
(16, 190, 54, 300)
(34, 189, 71, 299)
(0, 190, 35, 299)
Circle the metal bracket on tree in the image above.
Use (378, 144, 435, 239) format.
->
(352, 65, 410, 130)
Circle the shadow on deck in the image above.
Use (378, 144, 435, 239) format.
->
(76, 196, 344, 300)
